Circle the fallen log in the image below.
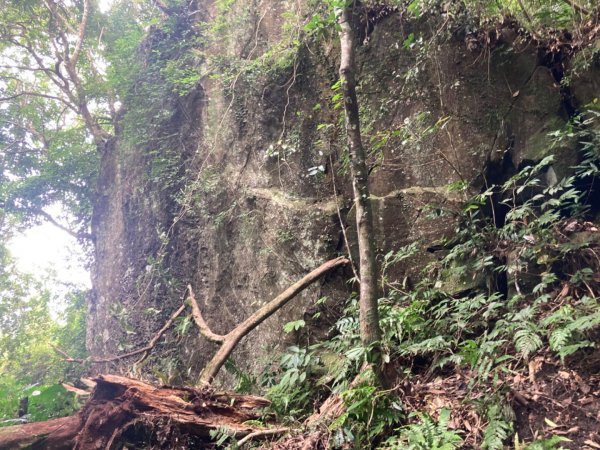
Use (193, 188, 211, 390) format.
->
(0, 374, 271, 450)
(23, 258, 349, 448)
(0, 416, 78, 450)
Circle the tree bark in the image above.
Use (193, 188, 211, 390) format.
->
(0, 416, 78, 450)
(338, 4, 382, 350)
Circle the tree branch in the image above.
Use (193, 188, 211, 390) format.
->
(236, 427, 291, 447)
(42, 0, 78, 35)
(38, 0, 110, 144)
(0, 64, 53, 72)
(70, 0, 89, 67)
(32, 208, 92, 241)
(134, 301, 188, 365)
(188, 285, 226, 343)
(0, 91, 78, 113)
(329, 154, 360, 283)
(562, 0, 590, 15)
(8, 39, 67, 92)
(52, 302, 187, 364)
(51, 344, 81, 362)
(516, 0, 533, 24)
(196, 257, 349, 385)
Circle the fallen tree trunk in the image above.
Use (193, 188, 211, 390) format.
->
(23, 258, 349, 449)
(0, 374, 271, 450)
(0, 259, 360, 449)
(0, 416, 79, 450)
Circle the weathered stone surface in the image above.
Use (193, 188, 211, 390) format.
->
(88, 3, 598, 384)
(571, 46, 600, 107)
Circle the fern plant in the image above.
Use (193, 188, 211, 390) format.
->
(379, 409, 463, 450)
(481, 403, 514, 450)
(259, 106, 600, 448)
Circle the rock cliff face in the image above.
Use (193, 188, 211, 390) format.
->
(87, 1, 598, 384)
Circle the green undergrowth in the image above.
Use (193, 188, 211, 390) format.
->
(0, 264, 88, 426)
(0, 381, 81, 427)
(227, 107, 600, 449)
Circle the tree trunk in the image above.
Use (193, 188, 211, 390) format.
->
(338, 3, 382, 350)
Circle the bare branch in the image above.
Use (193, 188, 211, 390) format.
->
(516, 0, 533, 24)
(32, 208, 92, 241)
(52, 302, 187, 364)
(50, 343, 81, 362)
(61, 383, 90, 397)
(0, 91, 78, 113)
(8, 39, 67, 92)
(70, 0, 89, 66)
(562, 0, 590, 15)
(32, 1, 110, 144)
(196, 257, 349, 385)
(42, 0, 78, 35)
(188, 285, 226, 343)
(134, 302, 188, 365)
(237, 427, 291, 447)
(329, 154, 360, 282)
(0, 64, 51, 72)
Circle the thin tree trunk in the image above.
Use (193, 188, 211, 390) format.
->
(338, 4, 382, 351)
(516, 0, 533, 24)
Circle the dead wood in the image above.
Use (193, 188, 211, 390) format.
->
(0, 374, 270, 450)
(190, 256, 349, 385)
(62, 383, 90, 397)
(51, 302, 187, 365)
(237, 427, 291, 447)
(31, 259, 348, 448)
(0, 416, 78, 450)
(54, 257, 346, 386)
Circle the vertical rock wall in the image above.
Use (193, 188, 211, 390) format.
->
(88, 2, 597, 384)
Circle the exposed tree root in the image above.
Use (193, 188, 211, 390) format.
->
(0, 374, 271, 450)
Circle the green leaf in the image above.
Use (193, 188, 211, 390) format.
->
(283, 320, 306, 333)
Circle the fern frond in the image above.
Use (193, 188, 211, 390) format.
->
(514, 328, 543, 359)
(482, 413, 512, 450)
